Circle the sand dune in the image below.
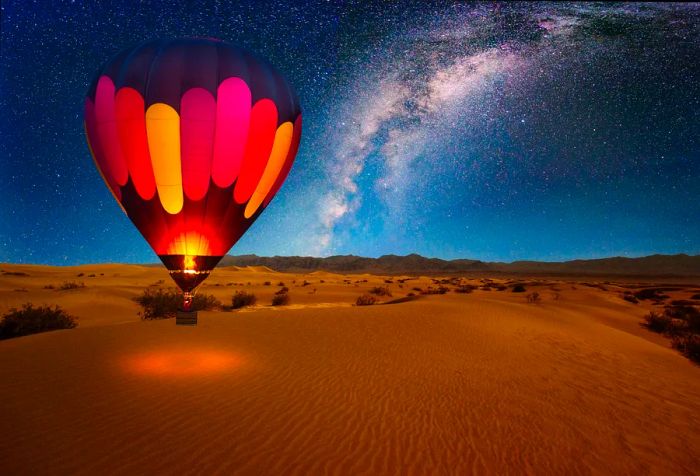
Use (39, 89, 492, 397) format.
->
(0, 264, 699, 474)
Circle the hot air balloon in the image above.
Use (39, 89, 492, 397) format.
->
(84, 38, 302, 325)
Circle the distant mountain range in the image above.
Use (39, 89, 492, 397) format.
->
(219, 253, 700, 277)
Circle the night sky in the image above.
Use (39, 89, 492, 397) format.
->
(1, 1, 699, 265)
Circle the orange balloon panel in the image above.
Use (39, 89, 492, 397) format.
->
(84, 38, 302, 292)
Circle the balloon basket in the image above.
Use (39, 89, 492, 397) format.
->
(176, 310, 198, 326)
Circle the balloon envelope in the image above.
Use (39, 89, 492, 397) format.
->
(84, 38, 302, 292)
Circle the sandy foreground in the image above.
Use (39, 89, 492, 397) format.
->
(0, 264, 699, 475)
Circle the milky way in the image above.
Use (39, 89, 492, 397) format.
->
(1, 2, 698, 264)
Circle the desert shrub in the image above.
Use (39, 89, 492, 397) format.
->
(664, 305, 700, 333)
(407, 292, 416, 297)
(276, 286, 289, 295)
(14, 288, 28, 292)
(671, 334, 700, 363)
(232, 291, 257, 309)
(643, 311, 672, 333)
(634, 288, 668, 301)
(76, 272, 84, 277)
(134, 288, 221, 319)
(691, 293, 700, 300)
(58, 281, 85, 290)
(384, 279, 394, 284)
(271, 293, 290, 306)
(421, 286, 448, 295)
(671, 300, 696, 307)
(277, 281, 285, 286)
(2, 271, 29, 276)
(412, 287, 422, 292)
(526, 292, 541, 304)
(87, 274, 96, 278)
(356, 294, 377, 306)
(43, 284, 55, 289)
(454, 285, 476, 294)
(369, 286, 392, 297)
(301, 280, 311, 287)
(263, 281, 271, 286)
(512, 284, 526, 293)
(622, 293, 639, 304)
(0, 304, 77, 339)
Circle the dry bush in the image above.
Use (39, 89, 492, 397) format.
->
(672, 334, 700, 363)
(691, 293, 700, 300)
(454, 284, 476, 294)
(356, 294, 377, 306)
(512, 284, 526, 293)
(263, 281, 271, 286)
(0, 304, 77, 339)
(43, 284, 55, 290)
(271, 293, 290, 306)
(369, 286, 392, 296)
(634, 288, 669, 301)
(134, 288, 220, 319)
(643, 311, 672, 333)
(2, 270, 29, 276)
(421, 286, 448, 295)
(526, 292, 541, 304)
(275, 286, 289, 295)
(622, 293, 639, 304)
(58, 281, 85, 290)
(232, 291, 257, 309)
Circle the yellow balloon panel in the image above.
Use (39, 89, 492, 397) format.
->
(146, 103, 183, 214)
(244, 121, 294, 218)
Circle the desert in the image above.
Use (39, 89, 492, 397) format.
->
(1, 262, 698, 475)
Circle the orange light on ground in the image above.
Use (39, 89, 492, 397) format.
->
(122, 348, 243, 377)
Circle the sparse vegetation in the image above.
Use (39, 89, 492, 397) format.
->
(0, 304, 77, 339)
(634, 288, 669, 301)
(369, 286, 392, 297)
(134, 288, 221, 319)
(271, 293, 290, 306)
(622, 292, 639, 304)
(526, 292, 541, 304)
(421, 286, 449, 295)
(512, 284, 526, 293)
(642, 305, 700, 363)
(43, 284, 55, 290)
(231, 291, 257, 309)
(2, 271, 29, 277)
(356, 294, 377, 306)
(454, 284, 476, 294)
(276, 286, 289, 295)
(263, 281, 271, 286)
(77, 272, 84, 277)
(58, 281, 85, 290)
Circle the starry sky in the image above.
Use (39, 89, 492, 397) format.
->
(1, 1, 699, 265)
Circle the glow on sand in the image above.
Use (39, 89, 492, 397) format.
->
(123, 347, 244, 377)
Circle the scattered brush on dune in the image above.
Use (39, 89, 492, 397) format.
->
(58, 281, 86, 291)
(421, 286, 449, 295)
(526, 292, 541, 304)
(454, 284, 476, 294)
(231, 291, 257, 310)
(271, 293, 290, 306)
(643, 305, 700, 363)
(369, 286, 392, 297)
(512, 284, 526, 293)
(134, 288, 221, 319)
(356, 294, 378, 306)
(0, 304, 77, 340)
